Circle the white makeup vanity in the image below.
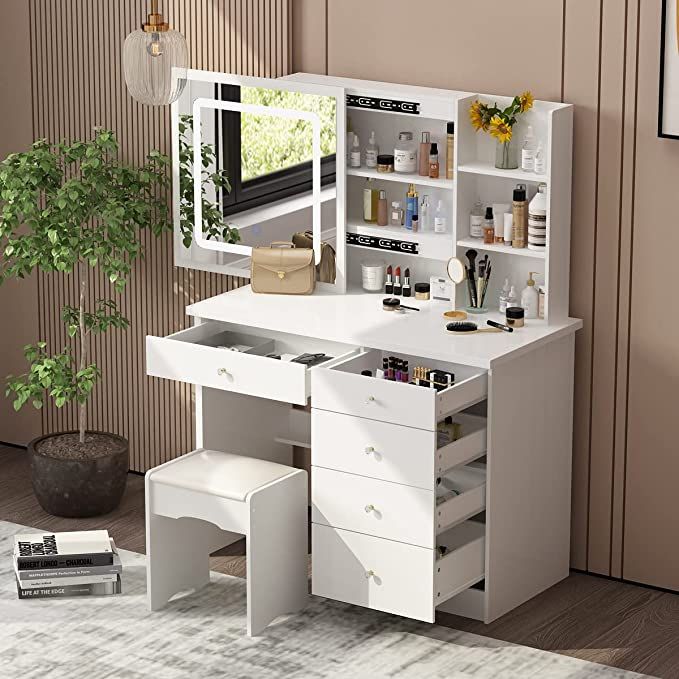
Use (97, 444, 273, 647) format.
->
(146, 70, 581, 624)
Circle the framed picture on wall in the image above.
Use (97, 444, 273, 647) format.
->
(659, 0, 679, 138)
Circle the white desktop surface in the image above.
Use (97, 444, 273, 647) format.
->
(187, 286, 582, 369)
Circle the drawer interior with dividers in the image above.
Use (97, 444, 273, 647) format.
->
(312, 348, 488, 430)
(147, 320, 360, 405)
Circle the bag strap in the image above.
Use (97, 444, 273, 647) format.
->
(270, 241, 295, 249)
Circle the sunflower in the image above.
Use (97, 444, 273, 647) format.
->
(488, 115, 512, 143)
(519, 91, 534, 113)
(469, 100, 486, 131)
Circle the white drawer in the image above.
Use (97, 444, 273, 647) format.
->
(435, 521, 486, 605)
(311, 349, 488, 430)
(312, 466, 434, 548)
(146, 321, 358, 406)
(312, 523, 435, 622)
(436, 464, 486, 533)
(436, 413, 487, 475)
(312, 521, 485, 622)
(311, 409, 436, 490)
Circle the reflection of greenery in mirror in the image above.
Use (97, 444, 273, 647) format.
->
(178, 114, 240, 248)
(241, 88, 336, 182)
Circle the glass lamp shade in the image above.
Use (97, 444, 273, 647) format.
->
(123, 29, 188, 106)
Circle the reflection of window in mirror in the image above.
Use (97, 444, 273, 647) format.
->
(218, 85, 337, 216)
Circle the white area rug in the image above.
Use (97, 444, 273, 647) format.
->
(0, 522, 649, 679)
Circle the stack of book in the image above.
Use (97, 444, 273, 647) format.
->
(14, 530, 122, 599)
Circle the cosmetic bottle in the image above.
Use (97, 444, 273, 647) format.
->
(420, 195, 431, 231)
(402, 268, 412, 297)
(521, 272, 539, 319)
(434, 200, 447, 234)
(512, 183, 528, 248)
(503, 212, 514, 245)
(390, 202, 404, 227)
(521, 125, 536, 172)
(363, 180, 379, 223)
(365, 130, 379, 169)
(446, 122, 455, 180)
(401, 360, 409, 383)
(405, 184, 417, 229)
(492, 203, 509, 244)
(377, 190, 388, 226)
(411, 214, 419, 232)
(482, 206, 494, 244)
(507, 285, 518, 309)
(470, 197, 484, 238)
(428, 142, 440, 179)
(534, 141, 546, 175)
(419, 132, 431, 176)
(394, 132, 417, 173)
(499, 278, 511, 312)
(382, 358, 389, 379)
(350, 134, 361, 168)
(528, 182, 548, 251)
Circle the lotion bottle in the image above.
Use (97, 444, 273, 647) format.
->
(520, 272, 540, 319)
(512, 183, 528, 248)
(350, 135, 361, 167)
(365, 131, 379, 168)
(534, 141, 546, 174)
(499, 278, 511, 312)
(521, 125, 536, 171)
(434, 200, 447, 233)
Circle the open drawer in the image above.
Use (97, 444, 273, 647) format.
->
(146, 321, 359, 406)
(311, 349, 488, 430)
(437, 413, 487, 475)
(312, 520, 485, 623)
(436, 463, 486, 534)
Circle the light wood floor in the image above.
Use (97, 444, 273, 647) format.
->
(3, 445, 678, 678)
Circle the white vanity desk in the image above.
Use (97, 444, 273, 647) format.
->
(148, 68, 581, 625)
(147, 284, 581, 625)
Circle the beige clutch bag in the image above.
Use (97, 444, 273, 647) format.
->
(250, 241, 316, 295)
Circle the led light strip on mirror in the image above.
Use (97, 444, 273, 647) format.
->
(191, 97, 323, 265)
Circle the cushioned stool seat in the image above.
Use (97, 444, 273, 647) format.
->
(145, 448, 308, 636)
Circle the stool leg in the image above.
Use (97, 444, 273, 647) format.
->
(246, 470, 308, 636)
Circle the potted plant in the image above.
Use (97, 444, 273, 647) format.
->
(468, 91, 534, 169)
(0, 130, 169, 517)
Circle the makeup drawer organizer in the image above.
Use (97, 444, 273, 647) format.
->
(146, 69, 581, 626)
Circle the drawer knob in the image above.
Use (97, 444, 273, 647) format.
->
(217, 368, 232, 379)
(365, 569, 376, 579)
(364, 446, 375, 454)
(364, 504, 377, 513)
(366, 395, 376, 404)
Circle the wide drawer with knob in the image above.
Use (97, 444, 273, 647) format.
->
(146, 320, 359, 406)
(312, 464, 486, 548)
(311, 348, 488, 430)
(312, 521, 485, 623)
(311, 409, 487, 490)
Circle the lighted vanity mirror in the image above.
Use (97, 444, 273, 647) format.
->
(172, 69, 346, 288)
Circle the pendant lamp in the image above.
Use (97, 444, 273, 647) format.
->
(123, 0, 188, 106)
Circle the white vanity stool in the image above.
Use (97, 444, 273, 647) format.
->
(145, 448, 308, 636)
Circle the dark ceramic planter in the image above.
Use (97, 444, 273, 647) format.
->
(28, 431, 129, 518)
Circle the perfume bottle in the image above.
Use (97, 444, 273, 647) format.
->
(470, 197, 484, 238)
(428, 142, 440, 179)
(350, 135, 361, 168)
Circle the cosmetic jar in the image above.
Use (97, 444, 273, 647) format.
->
(505, 306, 525, 328)
(414, 282, 430, 300)
(376, 154, 395, 173)
(361, 260, 385, 292)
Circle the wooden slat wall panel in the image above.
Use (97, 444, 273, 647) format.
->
(29, 0, 291, 472)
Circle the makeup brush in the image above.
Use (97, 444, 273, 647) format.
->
(465, 249, 478, 307)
